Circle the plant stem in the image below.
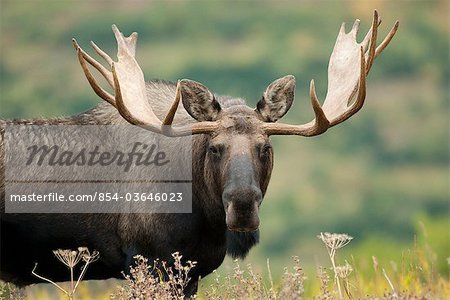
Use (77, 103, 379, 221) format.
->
(31, 263, 69, 296)
(70, 266, 74, 300)
(330, 252, 343, 300)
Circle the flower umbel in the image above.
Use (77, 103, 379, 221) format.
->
(335, 261, 353, 279)
(317, 232, 354, 300)
(53, 249, 84, 269)
(317, 232, 353, 256)
(33, 247, 99, 300)
(80, 247, 100, 264)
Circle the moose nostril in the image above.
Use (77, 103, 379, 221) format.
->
(253, 187, 263, 203)
(223, 185, 262, 204)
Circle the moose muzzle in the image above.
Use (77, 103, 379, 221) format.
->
(223, 185, 262, 232)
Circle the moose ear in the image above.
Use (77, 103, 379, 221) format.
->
(256, 75, 295, 122)
(180, 79, 222, 121)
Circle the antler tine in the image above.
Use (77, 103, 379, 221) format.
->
(365, 10, 379, 74)
(307, 80, 330, 134)
(162, 81, 182, 126)
(361, 16, 381, 51)
(375, 20, 399, 58)
(72, 39, 114, 88)
(91, 41, 114, 68)
(263, 10, 398, 137)
(112, 25, 138, 59)
(72, 39, 115, 105)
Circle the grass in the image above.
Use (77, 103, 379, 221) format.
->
(195, 232, 449, 299)
(2, 230, 447, 300)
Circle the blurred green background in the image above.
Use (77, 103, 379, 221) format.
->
(1, 0, 448, 297)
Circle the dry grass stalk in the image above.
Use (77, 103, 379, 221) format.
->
(314, 266, 333, 300)
(112, 252, 197, 300)
(201, 256, 306, 300)
(31, 247, 99, 300)
(317, 232, 353, 300)
(278, 256, 307, 299)
(0, 282, 26, 300)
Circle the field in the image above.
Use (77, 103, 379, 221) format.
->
(0, 0, 448, 299)
(2, 227, 448, 299)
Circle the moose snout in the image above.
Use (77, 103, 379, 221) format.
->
(223, 186, 262, 232)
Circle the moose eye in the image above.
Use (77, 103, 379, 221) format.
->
(260, 144, 272, 158)
(208, 145, 220, 156)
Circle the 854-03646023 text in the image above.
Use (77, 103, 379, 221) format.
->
(9, 192, 183, 202)
(9, 192, 185, 202)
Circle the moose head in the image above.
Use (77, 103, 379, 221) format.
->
(72, 10, 398, 232)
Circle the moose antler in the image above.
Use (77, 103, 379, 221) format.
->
(262, 10, 399, 136)
(73, 25, 218, 136)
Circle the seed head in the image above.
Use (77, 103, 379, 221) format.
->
(81, 248, 100, 263)
(317, 232, 353, 251)
(53, 249, 83, 268)
(335, 261, 353, 279)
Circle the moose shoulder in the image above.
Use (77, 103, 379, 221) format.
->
(0, 11, 398, 296)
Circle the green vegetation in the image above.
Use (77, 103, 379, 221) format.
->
(0, 0, 448, 298)
(113, 232, 450, 299)
(3, 228, 445, 299)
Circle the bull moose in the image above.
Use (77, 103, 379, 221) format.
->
(0, 11, 398, 296)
